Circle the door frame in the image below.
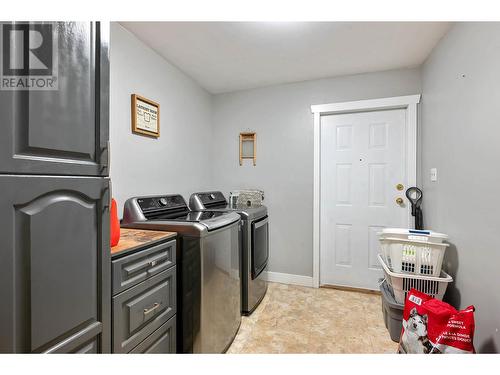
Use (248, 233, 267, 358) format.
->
(311, 94, 421, 288)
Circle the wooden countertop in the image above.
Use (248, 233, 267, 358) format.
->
(111, 228, 176, 257)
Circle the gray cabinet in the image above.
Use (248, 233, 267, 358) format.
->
(0, 22, 109, 176)
(111, 238, 177, 354)
(0, 175, 111, 353)
(112, 268, 176, 353)
(129, 317, 176, 354)
(112, 239, 176, 295)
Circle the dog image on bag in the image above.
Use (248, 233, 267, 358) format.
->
(400, 308, 437, 354)
(398, 289, 475, 354)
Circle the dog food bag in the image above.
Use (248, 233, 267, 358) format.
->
(398, 288, 475, 354)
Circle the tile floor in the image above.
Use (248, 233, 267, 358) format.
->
(227, 282, 399, 354)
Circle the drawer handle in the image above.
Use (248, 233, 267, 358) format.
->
(124, 252, 168, 275)
(143, 302, 161, 316)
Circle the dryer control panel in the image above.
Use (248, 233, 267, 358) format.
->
(194, 191, 227, 209)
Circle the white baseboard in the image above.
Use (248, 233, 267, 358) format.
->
(262, 271, 314, 288)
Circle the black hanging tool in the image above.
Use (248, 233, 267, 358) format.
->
(406, 187, 423, 230)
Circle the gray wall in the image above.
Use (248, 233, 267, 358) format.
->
(421, 23, 500, 353)
(110, 22, 498, 351)
(110, 23, 213, 217)
(212, 69, 421, 277)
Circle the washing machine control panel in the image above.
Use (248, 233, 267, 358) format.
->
(137, 195, 187, 212)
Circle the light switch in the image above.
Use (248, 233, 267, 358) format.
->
(430, 168, 438, 182)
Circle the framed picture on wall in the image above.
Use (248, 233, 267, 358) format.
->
(131, 94, 160, 138)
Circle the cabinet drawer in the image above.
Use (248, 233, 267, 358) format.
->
(112, 239, 176, 295)
(129, 316, 176, 354)
(113, 267, 176, 353)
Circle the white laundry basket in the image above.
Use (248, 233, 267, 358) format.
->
(379, 228, 448, 243)
(378, 254, 452, 304)
(379, 229, 449, 277)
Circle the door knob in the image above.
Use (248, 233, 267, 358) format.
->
(396, 183, 404, 191)
(396, 197, 404, 205)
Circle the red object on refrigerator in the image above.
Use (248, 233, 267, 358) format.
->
(110, 198, 120, 247)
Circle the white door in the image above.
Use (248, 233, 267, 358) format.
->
(320, 109, 409, 290)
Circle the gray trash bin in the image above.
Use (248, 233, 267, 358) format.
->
(380, 279, 404, 343)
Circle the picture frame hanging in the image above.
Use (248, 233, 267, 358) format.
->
(239, 132, 256, 166)
(131, 94, 160, 138)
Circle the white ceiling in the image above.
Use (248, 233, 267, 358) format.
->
(120, 22, 451, 94)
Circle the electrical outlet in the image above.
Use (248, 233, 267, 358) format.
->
(430, 168, 438, 182)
